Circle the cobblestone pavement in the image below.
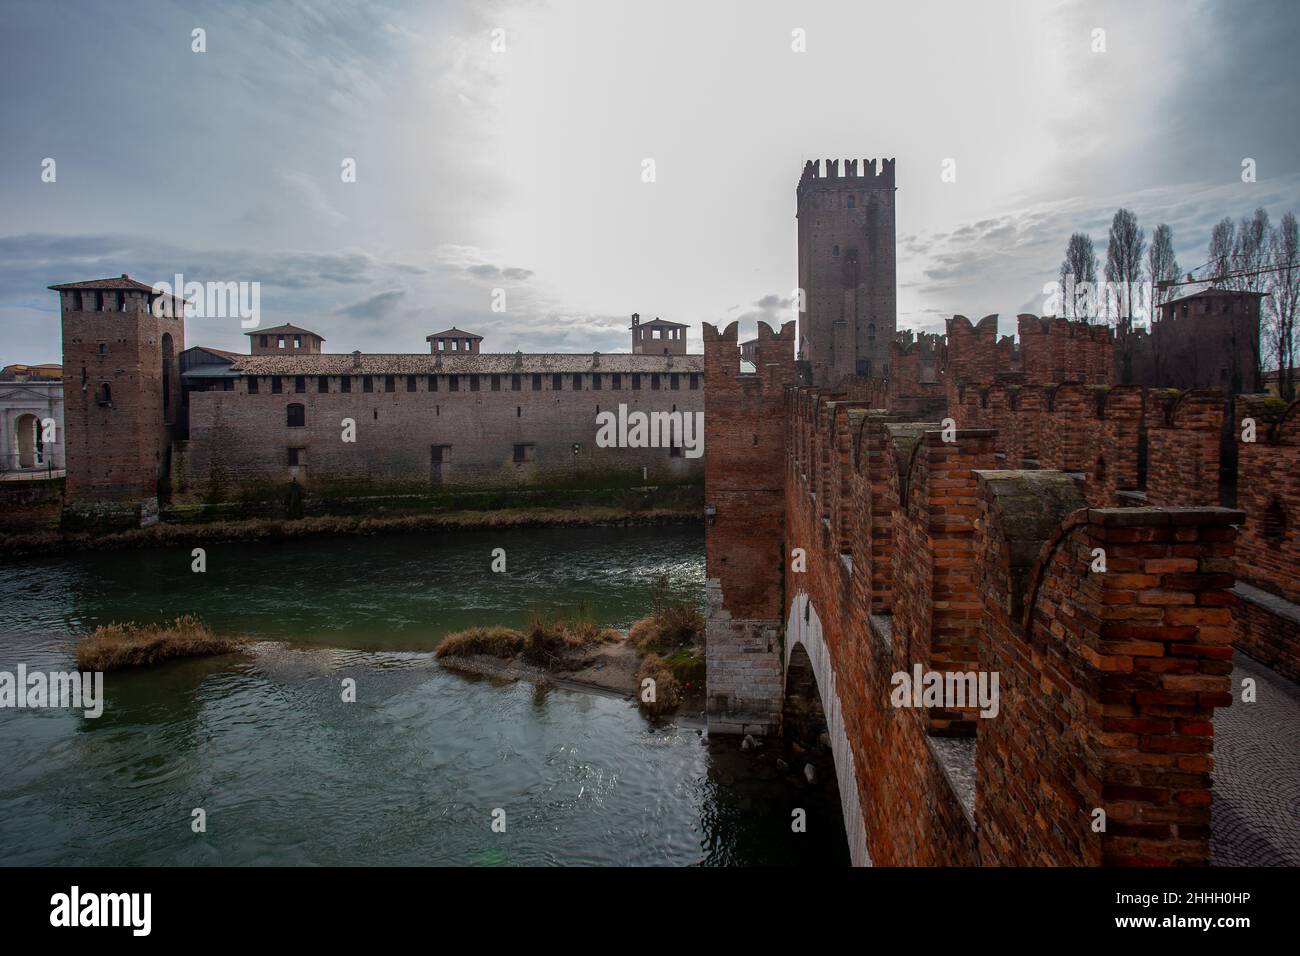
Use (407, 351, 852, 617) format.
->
(1211, 652, 1300, 866)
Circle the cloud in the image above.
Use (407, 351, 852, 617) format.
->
(335, 289, 406, 321)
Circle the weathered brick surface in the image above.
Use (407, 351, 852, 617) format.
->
(1146, 390, 1223, 508)
(178, 368, 702, 498)
(703, 320, 796, 734)
(1233, 398, 1300, 604)
(57, 286, 184, 524)
(797, 158, 896, 387)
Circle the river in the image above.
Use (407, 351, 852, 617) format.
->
(0, 525, 848, 866)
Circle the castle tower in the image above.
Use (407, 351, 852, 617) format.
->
(48, 274, 185, 526)
(630, 313, 688, 355)
(796, 157, 897, 388)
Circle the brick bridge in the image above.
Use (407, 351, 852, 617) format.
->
(701, 319, 1300, 866)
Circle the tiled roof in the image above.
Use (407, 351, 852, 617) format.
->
(48, 274, 158, 292)
(1163, 284, 1268, 305)
(633, 317, 687, 327)
(426, 327, 483, 339)
(245, 324, 325, 339)
(226, 352, 703, 375)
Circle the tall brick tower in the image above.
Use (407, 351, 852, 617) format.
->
(796, 157, 897, 388)
(49, 275, 185, 527)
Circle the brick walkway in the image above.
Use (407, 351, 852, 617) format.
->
(1211, 652, 1300, 866)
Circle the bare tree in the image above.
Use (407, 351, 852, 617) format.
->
(1208, 217, 1236, 285)
(1105, 208, 1146, 326)
(1236, 208, 1270, 390)
(1147, 223, 1179, 384)
(1060, 232, 1099, 322)
(1268, 211, 1300, 401)
(1106, 209, 1145, 382)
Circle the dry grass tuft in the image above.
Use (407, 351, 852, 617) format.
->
(75, 615, 248, 671)
(434, 626, 527, 659)
(636, 653, 682, 717)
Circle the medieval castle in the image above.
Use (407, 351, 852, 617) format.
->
(12, 158, 1298, 868)
(701, 157, 1297, 867)
(44, 272, 702, 527)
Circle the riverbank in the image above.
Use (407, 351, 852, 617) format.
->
(0, 504, 701, 559)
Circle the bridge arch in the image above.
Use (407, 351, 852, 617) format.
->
(784, 591, 870, 866)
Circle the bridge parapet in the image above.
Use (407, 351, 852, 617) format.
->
(976, 476, 1243, 866)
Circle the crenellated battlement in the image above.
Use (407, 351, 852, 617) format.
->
(798, 156, 896, 196)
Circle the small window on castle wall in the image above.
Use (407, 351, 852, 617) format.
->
(428, 375, 438, 391)
(592, 374, 602, 391)
(552, 374, 562, 390)
(532, 374, 542, 391)
(651, 374, 661, 390)
(318, 377, 329, 393)
(278, 337, 285, 349)
(98, 382, 112, 405)
(572, 374, 583, 390)
(288, 447, 300, 466)
(248, 377, 259, 394)
(294, 337, 302, 349)
(612, 374, 622, 390)
(449, 376, 459, 392)
(98, 342, 107, 355)
(513, 444, 534, 464)
(868, 324, 876, 340)
(848, 195, 855, 209)
(470, 375, 480, 392)
(689, 373, 700, 390)
(407, 376, 417, 392)
(632, 374, 641, 390)
(511, 374, 521, 391)
(670, 373, 680, 390)
(491, 375, 501, 391)
(287, 403, 305, 427)
(1263, 498, 1287, 547)
(363, 376, 373, 393)
(341, 376, 351, 393)
(295, 376, 306, 393)
(833, 245, 840, 257)
(385, 375, 395, 392)
(271, 376, 282, 394)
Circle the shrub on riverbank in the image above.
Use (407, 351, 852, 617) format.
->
(625, 600, 704, 655)
(75, 615, 248, 671)
(436, 611, 619, 664)
(0, 505, 701, 559)
(636, 653, 682, 718)
(435, 626, 527, 659)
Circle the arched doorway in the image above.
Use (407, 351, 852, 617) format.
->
(785, 591, 871, 865)
(15, 413, 39, 469)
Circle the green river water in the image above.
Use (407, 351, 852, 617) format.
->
(0, 525, 848, 866)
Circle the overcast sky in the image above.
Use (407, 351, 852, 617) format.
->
(1, 0, 1297, 363)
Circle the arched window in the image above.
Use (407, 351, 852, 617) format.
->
(287, 403, 305, 428)
(832, 245, 840, 257)
(98, 382, 112, 405)
(868, 323, 876, 340)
